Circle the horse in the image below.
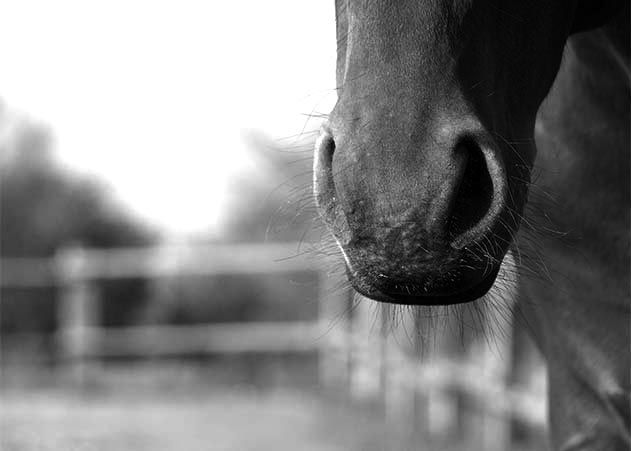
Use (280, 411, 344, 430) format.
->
(313, 1, 630, 449)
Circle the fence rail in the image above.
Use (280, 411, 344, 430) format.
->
(59, 321, 323, 357)
(1, 242, 547, 450)
(1, 242, 322, 286)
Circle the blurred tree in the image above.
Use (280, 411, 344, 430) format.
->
(141, 130, 325, 326)
(218, 131, 321, 243)
(0, 114, 156, 338)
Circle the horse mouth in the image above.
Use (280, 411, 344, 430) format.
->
(348, 264, 501, 306)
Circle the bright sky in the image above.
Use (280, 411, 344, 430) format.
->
(0, 1, 336, 236)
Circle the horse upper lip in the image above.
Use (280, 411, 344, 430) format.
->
(348, 264, 501, 306)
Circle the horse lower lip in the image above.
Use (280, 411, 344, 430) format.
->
(350, 265, 501, 306)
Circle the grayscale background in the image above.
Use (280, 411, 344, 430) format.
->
(0, 2, 547, 450)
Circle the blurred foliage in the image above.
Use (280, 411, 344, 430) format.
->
(1, 126, 152, 256)
(1, 107, 326, 349)
(218, 131, 321, 243)
(1, 112, 156, 335)
(140, 130, 324, 326)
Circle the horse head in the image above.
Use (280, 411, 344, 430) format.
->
(314, 0, 623, 305)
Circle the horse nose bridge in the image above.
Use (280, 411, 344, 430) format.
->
(331, 81, 484, 150)
(329, 104, 485, 193)
(329, 133, 444, 219)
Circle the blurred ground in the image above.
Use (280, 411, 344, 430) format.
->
(1, 387, 390, 451)
(0, 361, 546, 451)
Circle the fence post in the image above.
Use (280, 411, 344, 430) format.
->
(378, 303, 390, 410)
(464, 291, 515, 450)
(55, 244, 99, 387)
(317, 269, 352, 391)
(349, 297, 383, 400)
(481, 255, 517, 451)
(411, 308, 431, 443)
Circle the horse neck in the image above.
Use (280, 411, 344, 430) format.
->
(539, 9, 628, 150)
(539, 15, 630, 172)
(530, 13, 630, 296)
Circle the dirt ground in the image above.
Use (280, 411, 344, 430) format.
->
(0, 388, 397, 451)
(0, 363, 544, 451)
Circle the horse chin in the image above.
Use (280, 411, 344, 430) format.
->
(348, 264, 502, 306)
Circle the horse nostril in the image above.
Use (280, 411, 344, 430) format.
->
(314, 130, 337, 212)
(315, 130, 335, 172)
(447, 138, 497, 246)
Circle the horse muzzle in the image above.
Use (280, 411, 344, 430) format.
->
(314, 116, 520, 305)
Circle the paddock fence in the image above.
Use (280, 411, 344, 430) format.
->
(0, 242, 547, 450)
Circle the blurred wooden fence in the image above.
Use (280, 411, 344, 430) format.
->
(0, 242, 546, 450)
